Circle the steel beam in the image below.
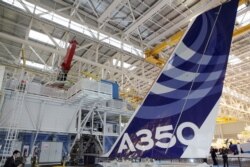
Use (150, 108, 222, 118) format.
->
(39, 22, 60, 48)
(28, 46, 47, 66)
(125, 0, 172, 34)
(24, 101, 36, 129)
(0, 32, 152, 83)
(87, 0, 99, 17)
(70, 0, 81, 17)
(3, 0, 146, 63)
(56, 6, 72, 12)
(18, 18, 33, 62)
(0, 56, 14, 64)
(98, 0, 123, 23)
(0, 42, 17, 62)
(76, 43, 93, 52)
(148, 0, 222, 45)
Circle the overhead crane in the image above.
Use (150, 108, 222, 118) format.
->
(145, 0, 250, 67)
(141, 0, 250, 125)
(120, 89, 143, 109)
(135, 20, 250, 106)
(144, 30, 184, 67)
(216, 116, 238, 124)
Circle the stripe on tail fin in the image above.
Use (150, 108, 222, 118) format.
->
(108, 0, 239, 159)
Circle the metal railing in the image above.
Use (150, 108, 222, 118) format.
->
(4, 79, 66, 99)
(66, 78, 112, 99)
(3, 78, 113, 101)
(208, 156, 250, 167)
(98, 157, 250, 167)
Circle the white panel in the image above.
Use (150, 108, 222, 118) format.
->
(0, 66, 5, 90)
(221, 122, 246, 134)
(39, 142, 63, 163)
(215, 122, 246, 136)
(48, 142, 55, 162)
(241, 142, 250, 153)
(40, 103, 76, 133)
(55, 142, 63, 162)
(20, 100, 41, 130)
(106, 123, 114, 133)
(39, 142, 50, 163)
(0, 94, 77, 133)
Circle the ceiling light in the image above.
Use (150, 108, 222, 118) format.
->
(29, 30, 68, 48)
(126, 88, 130, 91)
(112, 58, 136, 71)
(236, 10, 250, 26)
(238, 4, 246, 12)
(228, 54, 242, 65)
(20, 60, 52, 71)
(245, 125, 250, 131)
(2, 0, 26, 11)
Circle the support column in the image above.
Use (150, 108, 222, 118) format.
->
(103, 112, 107, 136)
(77, 109, 82, 139)
(119, 114, 122, 134)
(219, 124, 224, 139)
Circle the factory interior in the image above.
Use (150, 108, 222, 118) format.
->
(0, 0, 250, 166)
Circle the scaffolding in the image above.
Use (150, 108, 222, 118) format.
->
(0, 70, 133, 165)
(0, 70, 33, 166)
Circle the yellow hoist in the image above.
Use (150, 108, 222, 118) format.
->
(144, 0, 250, 67)
(216, 116, 238, 124)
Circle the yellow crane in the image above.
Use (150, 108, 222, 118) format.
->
(120, 89, 144, 109)
(145, 0, 250, 67)
(145, 30, 185, 67)
(81, 71, 100, 80)
(216, 116, 238, 124)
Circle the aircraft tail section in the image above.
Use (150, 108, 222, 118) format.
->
(108, 0, 239, 159)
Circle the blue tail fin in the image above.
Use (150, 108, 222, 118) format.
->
(108, 0, 239, 159)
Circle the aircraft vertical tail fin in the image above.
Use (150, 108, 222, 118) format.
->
(108, 0, 239, 159)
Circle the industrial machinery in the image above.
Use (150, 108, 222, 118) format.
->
(57, 40, 78, 81)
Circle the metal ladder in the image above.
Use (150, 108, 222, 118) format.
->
(0, 71, 32, 166)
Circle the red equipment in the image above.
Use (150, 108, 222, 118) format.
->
(57, 40, 78, 81)
(61, 40, 78, 73)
